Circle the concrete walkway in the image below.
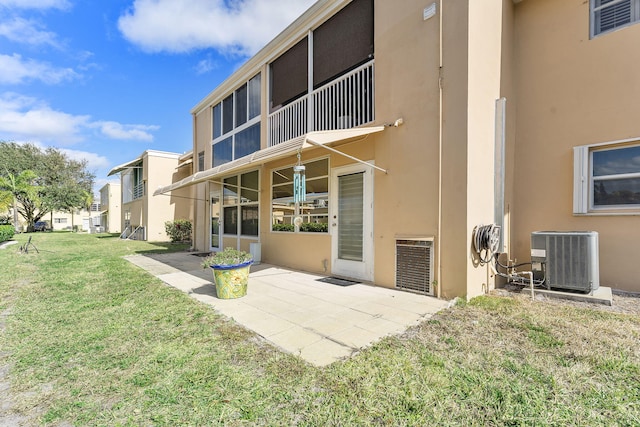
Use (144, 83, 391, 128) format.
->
(125, 252, 450, 366)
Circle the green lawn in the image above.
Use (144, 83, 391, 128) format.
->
(1, 232, 639, 426)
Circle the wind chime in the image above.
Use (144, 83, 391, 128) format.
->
(293, 151, 306, 230)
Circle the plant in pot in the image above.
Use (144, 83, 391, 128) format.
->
(202, 247, 253, 299)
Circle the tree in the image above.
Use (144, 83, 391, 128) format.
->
(0, 170, 39, 231)
(0, 142, 95, 231)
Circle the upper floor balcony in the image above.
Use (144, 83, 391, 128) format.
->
(268, 60, 375, 147)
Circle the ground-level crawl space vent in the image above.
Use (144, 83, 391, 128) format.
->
(396, 239, 433, 295)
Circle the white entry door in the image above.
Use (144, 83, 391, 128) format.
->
(331, 164, 374, 281)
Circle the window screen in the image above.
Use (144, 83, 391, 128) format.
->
(313, 0, 374, 88)
(270, 37, 308, 109)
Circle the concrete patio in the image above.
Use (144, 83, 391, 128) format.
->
(124, 252, 450, 366)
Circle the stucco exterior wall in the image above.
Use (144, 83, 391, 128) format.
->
(145, 154, 182, 241)
(100, 183, 121, 233)
(372, 0, 441, 289)
(512, 0, 640, 291)
(465, 0, 504, 298)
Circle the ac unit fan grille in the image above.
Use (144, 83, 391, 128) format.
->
(396, 240, 433, 295)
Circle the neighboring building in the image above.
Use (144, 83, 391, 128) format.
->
(108, 150, 192, 242)
(99, 182, 122, 233)
(14, 207, 96, 232)
(155, 0, 640, 297)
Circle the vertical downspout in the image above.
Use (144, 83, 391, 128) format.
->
(436, 0, 444, 298)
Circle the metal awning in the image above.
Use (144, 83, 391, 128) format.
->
(153, 126, 385, 196)
(107, 156, 143, 176)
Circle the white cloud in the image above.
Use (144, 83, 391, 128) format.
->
(92, 121, 159, 142)
(0, 16, 62, 47)
(0, 53, 79, 85)
(0, 93, 159, 145)
(195, 57, 218, 75)
(59, 148, 110, 170)
(0, 93, 88, 143)
(118, 0, 316, 56)
(0, 0, 70, 10)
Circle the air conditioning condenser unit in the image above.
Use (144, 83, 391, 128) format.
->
(531, 231, 599, 293)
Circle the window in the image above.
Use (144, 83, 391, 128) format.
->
(574, 142, 640, 212)
(54, 218, 67, 224)
(222, 170, 259, 236)
(591, 0, 640, 37)
(212, 73, 262, 167)
(272, 158, 329, 232)
(312, 0, 374, 88)
(198, 151, 205, 172)
(270, 37, 308, 110)
(122, 164, 144, 203)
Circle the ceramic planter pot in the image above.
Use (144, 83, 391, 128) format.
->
(209, 260, 252, 299)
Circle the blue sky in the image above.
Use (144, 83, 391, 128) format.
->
(0, 0, 316, 195)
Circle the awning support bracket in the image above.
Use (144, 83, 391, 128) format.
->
(305, 140, 388, 174)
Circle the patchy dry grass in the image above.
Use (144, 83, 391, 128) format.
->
(1, 232, 639, 426)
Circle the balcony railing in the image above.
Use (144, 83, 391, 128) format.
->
(268, 60, 375, 147)
(133, 182, 145, 200)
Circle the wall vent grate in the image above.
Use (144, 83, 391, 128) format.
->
(396, 239, 433, 295)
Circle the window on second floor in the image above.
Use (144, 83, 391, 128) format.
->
(212, 73, 262, 168)
(122, 165, 144, 203)
(591, 0, 640, 37)
(198, 151, 205, 172)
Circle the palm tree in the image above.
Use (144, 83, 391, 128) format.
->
(0, 170, 38, 231)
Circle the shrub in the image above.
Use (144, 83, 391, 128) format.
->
(165, 219, 192, 243)
(0, 224, 15, 243)
(299, 222, 328, 232)
(272, 223, 294, 232)
(271, 222, 328, 232)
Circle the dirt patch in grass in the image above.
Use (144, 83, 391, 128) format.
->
(493, 284, 640, 316)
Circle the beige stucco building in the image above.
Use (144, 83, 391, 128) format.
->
(109, 150, 193, 242)
(99, 182, 121, 234)
(156, 0, 640, 297)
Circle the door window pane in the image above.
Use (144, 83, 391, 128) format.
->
(338, 172, 364, 260)
(211, 193, 220, 248)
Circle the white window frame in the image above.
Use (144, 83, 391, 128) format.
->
(574, 139, 640, 214)
(212, 73, 262, 168)
(591, 0, 640, 38)
(270, 156, 330, 233)
(221, 170, 260, 237)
